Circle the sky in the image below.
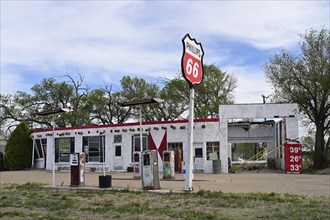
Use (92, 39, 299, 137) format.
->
(1, 0, 329, 104)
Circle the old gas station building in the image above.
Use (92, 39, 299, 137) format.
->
(31, 103, 299, 174)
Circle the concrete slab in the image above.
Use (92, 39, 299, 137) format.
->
(0, 170, 329, 196)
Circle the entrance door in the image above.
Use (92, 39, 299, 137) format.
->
(113, 145, 124, 170)
(42, 143, 47, 169)
(194, 143, 204, 172)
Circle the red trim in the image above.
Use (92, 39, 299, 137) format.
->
(148, 131, 168, 160)
(148, 132, 157, 151)
(32, 118, 219, 133)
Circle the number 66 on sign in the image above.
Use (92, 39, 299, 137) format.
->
(181, 34, 204, 88)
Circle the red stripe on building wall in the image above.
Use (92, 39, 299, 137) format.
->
(148, 132, 157, 151)
(158, 131, 167, 160)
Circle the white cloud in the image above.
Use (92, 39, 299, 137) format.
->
(188, 1, 329, 49)
(0, 69, 27, 94)
(1, 0, 328, 103)
(223, 65, 273, 104)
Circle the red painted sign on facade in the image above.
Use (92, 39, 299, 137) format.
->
(148, 131, 167, 160)
(181, 34, 204, 87)
(285, 142, 302, 173)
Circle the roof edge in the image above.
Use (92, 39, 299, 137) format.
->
(32, 118, 219, 133)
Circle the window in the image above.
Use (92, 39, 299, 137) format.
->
(55, 137, 75, 163)
(83, 136, 105, 163)
(114, 135, 122, 143)
(168, 142, 183, 151)
(131, 134, 148, 162)
(132, 134, 148, 152)
(195, 148, 203, 158)
(206, 142, 220, 160)
(34, 139, 46, 159)
(115, 145, 121, 157)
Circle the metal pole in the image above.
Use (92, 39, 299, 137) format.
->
(52, 114, 56, 187)
(103, 137, 105, 176)
(31, 140, 35, 168)
(139, 107, 143, 153)
(139, 107, 143, 186)
(184, 88, 194, 191)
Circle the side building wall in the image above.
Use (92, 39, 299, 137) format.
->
(31, 103, 300, 175)
(31, 119, 222, 173)
(219, 103, 299, 173)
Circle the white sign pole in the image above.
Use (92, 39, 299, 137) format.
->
(181, 34, 203, 192)
(139, 107, 143, 188)
(184, 88, 194, 191)
(52, 114, 56, 187)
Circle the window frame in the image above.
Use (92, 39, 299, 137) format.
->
(55, 137, 75, 163)
(131, 134, 148, 162)
(206, 141, 220, 161)
(115, 145, 122, 157)
(33, 139, 45, 159)
(82, 136, 105, 163)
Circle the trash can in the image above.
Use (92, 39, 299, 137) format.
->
(99, 175, 112, 188)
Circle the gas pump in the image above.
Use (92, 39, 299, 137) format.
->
(141, 150, 160, 190)
(70, 153, 85, 187)
(163, 150, 175, 179)
(133, 152, 141, 179)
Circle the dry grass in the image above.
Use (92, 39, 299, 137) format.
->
(0, 183, 329, 219)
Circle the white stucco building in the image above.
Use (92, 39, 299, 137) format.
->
(31, 103, 299, 174)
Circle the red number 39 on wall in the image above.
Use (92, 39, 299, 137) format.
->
(285, 143, 302, 174)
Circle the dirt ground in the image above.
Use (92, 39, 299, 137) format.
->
(0, 170, 329, 196)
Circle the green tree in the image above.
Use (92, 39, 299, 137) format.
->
(119, 75, 161, 122)
(158, 77, 189, 120)
(264, 28, 330, 169)
(0, 74, 90, 131)
(195, 64, 237, 118)
(159, 64, 237, 119)
(3, 121, 33, 170)
(86, 86, 132, 125)
(301, 135, 315, 169)
(1, 66, 237, 132)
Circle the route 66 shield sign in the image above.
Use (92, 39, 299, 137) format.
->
(181, 34, 204, 88)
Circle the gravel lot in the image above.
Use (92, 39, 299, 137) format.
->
(1, 170, 329, 196)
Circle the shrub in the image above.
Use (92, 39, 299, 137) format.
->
(3, 122, 33, 170)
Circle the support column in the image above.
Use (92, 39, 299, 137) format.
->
(184, 88, 194, 191)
